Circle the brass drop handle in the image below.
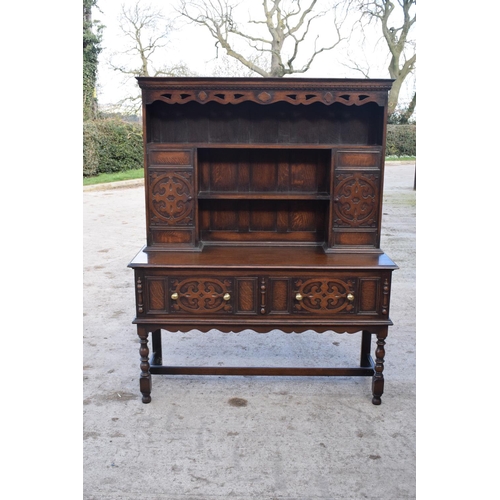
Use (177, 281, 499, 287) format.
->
(295, 293, 303, 301)
(171, 292, 179, 300)
(347, 293, 355, 302)
(223, 293, 231, 301)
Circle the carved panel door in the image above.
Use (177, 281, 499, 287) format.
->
(146, 148, 197, 248)
(331, 150, 382, 249)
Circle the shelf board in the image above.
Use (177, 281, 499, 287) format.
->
(198, 191, 331, 200)
(147, 143, 384, 150)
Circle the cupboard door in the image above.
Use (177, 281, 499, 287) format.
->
(331, 150, 381, 249)
(149, 169, 195, 226)
(146, 148, 198, 249)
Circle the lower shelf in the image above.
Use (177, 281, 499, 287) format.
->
(149, 363, 375, 377)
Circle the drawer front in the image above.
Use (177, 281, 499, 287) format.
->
(136, 272, 390, 318)
(170, 277, 234, 314)
(140, 275, 260, 315)
(268, 276, 356, 316)
(148, 149, 192, 166)
(292, 277, 356, 315)
(268, 275, 389, 318)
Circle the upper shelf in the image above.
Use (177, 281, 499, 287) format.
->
(146, 100, 386, 145)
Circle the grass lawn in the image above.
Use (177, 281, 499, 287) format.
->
(83, 168, 144, 186)
(83, 157, 416, 186)
(385, 155, 416, 162)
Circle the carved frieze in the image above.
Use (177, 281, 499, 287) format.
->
(137, 77, 392, 107)
(147, 89, 385, 107)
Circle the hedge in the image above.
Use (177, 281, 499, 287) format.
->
(83, 119, 143, 177)
(83, 120, 100, 177)
(386, 124, 416, 157)
(83, 120, 415, 177)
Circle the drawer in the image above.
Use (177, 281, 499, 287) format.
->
(170, 276, 235, 314)
(140, 275, 260, 315)
(336, 150, 381, 169)
(293, 277, 356, 314)
(148, 149, 192, 166)
(136, 272, 390, 318)
(269, 275, 389, 317)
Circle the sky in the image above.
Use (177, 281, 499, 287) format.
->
(94, 0, 416, 110)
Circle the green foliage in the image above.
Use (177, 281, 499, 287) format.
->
(83, 121, 100, 176)
(83, 0, 103, 121)
(83, 119, 144, 177)
(388, 93, 416, 125)
(386, 124, 416, 157)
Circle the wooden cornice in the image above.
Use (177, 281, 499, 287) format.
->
(137, 77, 394, 107)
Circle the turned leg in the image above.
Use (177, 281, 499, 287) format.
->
(372, 328, 387, 405)
(151, 329, 162, 365)
(137, 326, 152, 404)
(360, 330, 372, 367)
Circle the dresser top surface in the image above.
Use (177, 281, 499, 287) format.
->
(137, 76, 394, 88)
(128, 246, 397, 270)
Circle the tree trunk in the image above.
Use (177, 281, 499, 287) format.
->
(388, 78, 402, 117)
(400, 92, 416, 124)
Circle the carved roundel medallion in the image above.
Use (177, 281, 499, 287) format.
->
(149, 171, 194, 225)
(334, 173, 379, 227)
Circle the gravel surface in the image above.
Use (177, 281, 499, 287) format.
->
(83, 162, 416, 499)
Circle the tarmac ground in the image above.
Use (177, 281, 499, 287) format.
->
(83, 162, 416, 499)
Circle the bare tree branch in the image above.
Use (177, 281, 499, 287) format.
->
(176, 0, 348, 77)
(346, 0, 416, 116)
(107, 1, 195, 113)
(286, 0, 318, 36)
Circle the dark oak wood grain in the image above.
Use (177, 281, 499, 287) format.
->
(129, 77, 396, 405)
